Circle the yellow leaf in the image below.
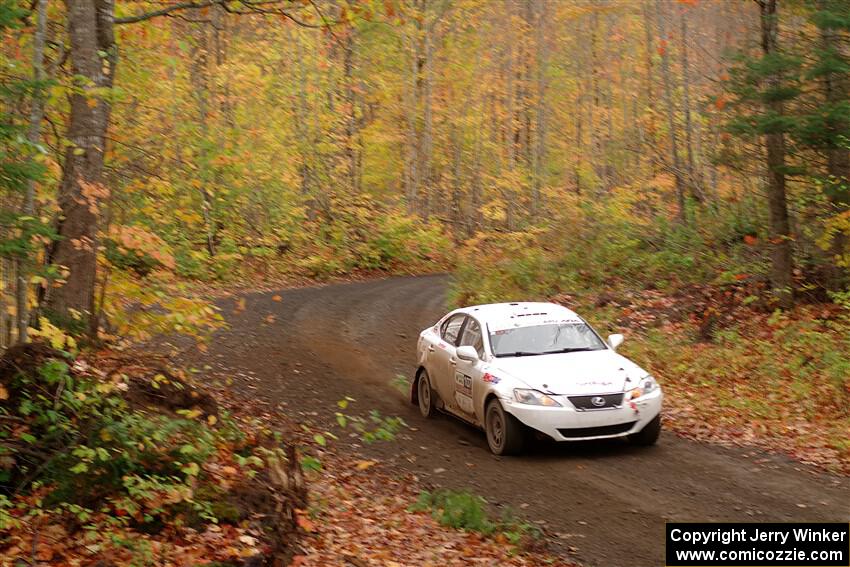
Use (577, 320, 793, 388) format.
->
(355, 460, 377, 471)
(207, 414, 217, 426)
(0, 385, 8, 400)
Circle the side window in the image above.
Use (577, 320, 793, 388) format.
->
(459, 318, 484, 357)
(441, 314, 466, 345)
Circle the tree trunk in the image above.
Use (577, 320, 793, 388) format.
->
(342, 28, 359, 195)
(48, 0, 116, 334)
(188, 21, 216, 257)
(818, 0, 850, 288)
(421, 19, 434, 219)
(405, 0, 425, 214)
(17, 0, 49, 342)
(531, 0, 547, 216)
(293, 28, 314, 201)
(679, 5, 702, 203)
(760, 0, 794, 308)
(404, 16, 420, 213)
(589, 8, 602, 192)
(655, 0, 686, 223)
(642, 1, 657, 176)
(573, 92, 583, 196)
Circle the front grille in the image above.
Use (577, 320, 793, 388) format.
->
(557, 421, 636, 439)
(568, 393, 624, 410)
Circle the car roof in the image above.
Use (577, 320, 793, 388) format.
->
(458, 302, 583, 331)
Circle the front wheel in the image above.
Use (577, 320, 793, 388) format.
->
(485, 399, 526, 455)
(628, 414, 661, 446)
(417, 370, 437, 418)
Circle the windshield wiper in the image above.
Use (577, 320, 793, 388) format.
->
(495, 351, 546, 357)
(540, 347, 600, 354)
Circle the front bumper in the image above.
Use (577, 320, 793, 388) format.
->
(504, 389, 662, 441)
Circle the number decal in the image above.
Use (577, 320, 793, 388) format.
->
(454, 371, 474, 413)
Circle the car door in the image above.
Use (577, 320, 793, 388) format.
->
(455, 317, 486, 418)
(428, 313, 466, 404)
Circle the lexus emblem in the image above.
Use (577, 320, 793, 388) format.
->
(591, 396, 606, 407)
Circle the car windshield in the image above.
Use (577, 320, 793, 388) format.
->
(489, 322, 607, 357)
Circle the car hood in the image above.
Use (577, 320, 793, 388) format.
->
(490, 349, 646, 395)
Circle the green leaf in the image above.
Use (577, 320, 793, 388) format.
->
(301, 455, 322, 472)
(181, 462, 200, 476)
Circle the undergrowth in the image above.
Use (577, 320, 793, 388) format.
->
(0, 343, 305, 564)
(410, 489, 543, 548)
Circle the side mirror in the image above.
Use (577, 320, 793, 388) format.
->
(456, 345, 479, 362)
(608, 333, 624, 351)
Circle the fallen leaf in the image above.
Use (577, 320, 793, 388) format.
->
(297, 514, 316, 533)
(355, 460, 377, 470)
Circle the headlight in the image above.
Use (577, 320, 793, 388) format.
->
(627, 375, 659, 399)
(513, 389, 561, 407)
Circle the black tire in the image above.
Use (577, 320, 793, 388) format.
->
(485, 399, 526, 455)
(417, 370, 437, 418)
(629, 414, 661, 446)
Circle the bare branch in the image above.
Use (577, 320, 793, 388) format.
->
(114, 0, 327, 27)
(115, 0, 217, 24)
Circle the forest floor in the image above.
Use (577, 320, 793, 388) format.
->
(172, 275, 850, 567)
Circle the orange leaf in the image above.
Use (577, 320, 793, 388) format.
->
(272, 295, 282, 302)
(297, 513, 316, 533)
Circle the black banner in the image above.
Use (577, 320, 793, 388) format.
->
(666, 523, 849, 566)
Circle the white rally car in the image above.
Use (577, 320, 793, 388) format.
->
(410, 302, 662, 455)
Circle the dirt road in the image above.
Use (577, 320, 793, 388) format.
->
(203, 275, 849, 566)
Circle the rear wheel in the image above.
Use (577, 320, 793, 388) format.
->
(628, 414, 661, 446)
(417, 370, 437, 418)
(485, 399, 525, 455)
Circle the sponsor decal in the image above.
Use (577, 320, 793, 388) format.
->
(482, 372, 500, 384)
(491, 317, 582, 332)
(576, 380, 613, 387)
